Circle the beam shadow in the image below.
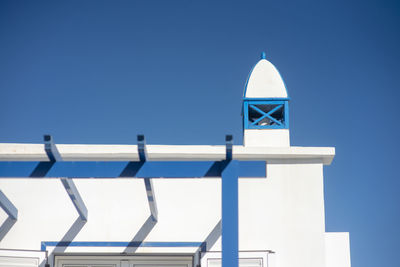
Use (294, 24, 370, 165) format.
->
(30, 162, 55, 177)
(119, 162, 144, 177)
(0, 217, 16, 242)
(193, 220, 222, 267)
(201, 220, 221, 253)
(46, 217, 86, 266)
(123, 215, 157, 253)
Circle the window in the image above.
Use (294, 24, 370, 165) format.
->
(55, 256, 192, 267)
(0, 249, 45, 267)
(0, 257, 39, 267)
(201, 251, 274, 267)
(243, 100, 289, 129)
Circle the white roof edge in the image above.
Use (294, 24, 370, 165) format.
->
(0, 143, 335, 165)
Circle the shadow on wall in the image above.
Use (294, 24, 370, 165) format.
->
(40, 218, 223, 267)
(44, 217, 87, 267)
(200, 220, 222, 254)
(0, 217, 17, 242)
(124, 215, 157, 253)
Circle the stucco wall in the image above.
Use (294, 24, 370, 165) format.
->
(325, 232, 351, 267)
(238, 162, 326, 267)
(0, 160, 345, 267)
(243, 130, 290, 147)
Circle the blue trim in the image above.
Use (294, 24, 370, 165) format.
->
(247, 100, 286, 105)
(285, 100, 290, 129)
(243, 97, 290, 101)
(243, 101, 249, 129)
(222, 160, 238, 267)
(250, 104, 283, 126)
(40, 241, 205, 251)
(30, 161, 55, 177)
(243, 100, 289, 129)
(0, 161, 266, 178)
(246, 124, 288, 129)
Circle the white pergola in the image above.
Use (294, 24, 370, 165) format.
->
(0, 135, 334, 267)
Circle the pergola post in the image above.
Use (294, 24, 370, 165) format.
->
(221, 135, 239, 267)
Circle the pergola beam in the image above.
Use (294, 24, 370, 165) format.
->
(42, 135, 88, 221)
(137, 135, 158, 222)
(0, 161, 266, 178)
(44, 135, 62, 162)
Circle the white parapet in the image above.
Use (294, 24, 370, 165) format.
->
(0, 143, 335, 165)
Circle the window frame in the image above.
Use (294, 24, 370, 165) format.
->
(0, 249, 46, 267)
(54, 255, 193, 267)
(244, 100, 289, 129)
(200, 251, 274, 267)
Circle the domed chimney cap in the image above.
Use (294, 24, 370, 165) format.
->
(244, 53, 288, 98)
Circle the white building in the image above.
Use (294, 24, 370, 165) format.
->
(0, 53, 351, 267)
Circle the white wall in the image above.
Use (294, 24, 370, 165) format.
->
(325, 232, 351, 267)
(0, 160, 349, 267)
(237, 162, 326, 267)
(243, 130, 290, 147)
(0, 178, 221, 253)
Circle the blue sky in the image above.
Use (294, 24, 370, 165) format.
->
(0, 1, 399, 267)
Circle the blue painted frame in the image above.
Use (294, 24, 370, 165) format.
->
(243, 100, 289, 129)
(137, 135, 158, 222)
(0, 161, 266, 178)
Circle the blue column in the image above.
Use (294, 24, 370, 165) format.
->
(222, 160, 239, 267)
